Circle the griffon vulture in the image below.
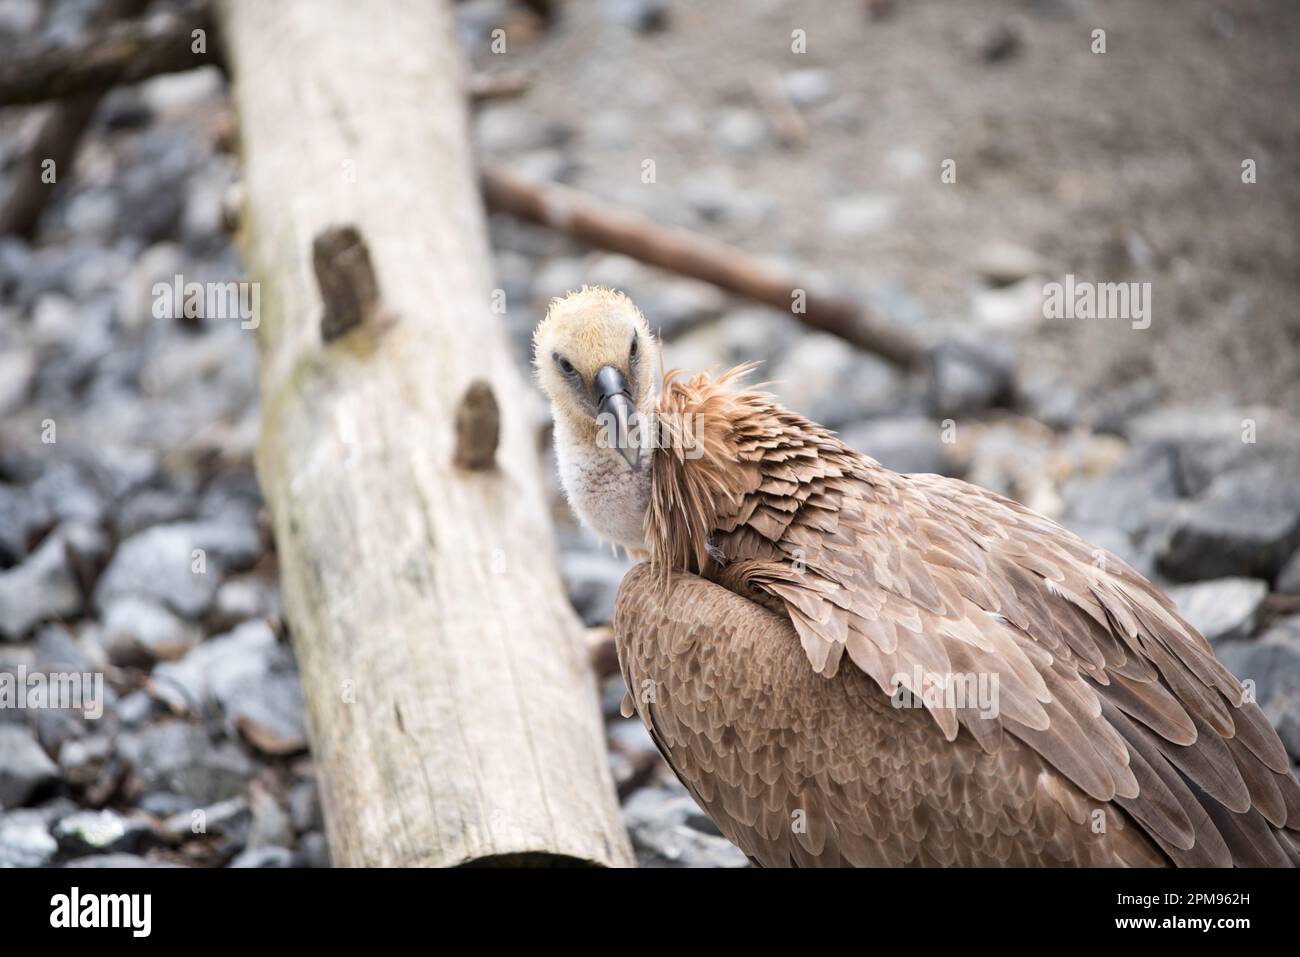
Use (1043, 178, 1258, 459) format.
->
(534, 286, 1300, 867)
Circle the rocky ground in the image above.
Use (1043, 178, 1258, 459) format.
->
(2, 0, 1299, 868)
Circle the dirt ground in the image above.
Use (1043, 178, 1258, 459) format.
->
(471, 0, 1300, 410)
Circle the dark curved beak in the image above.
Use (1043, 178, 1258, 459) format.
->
(593, 365, 639, 468)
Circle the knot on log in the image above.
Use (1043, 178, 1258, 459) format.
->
(313, 224, 382, 341)
(453, 380, 500, 471)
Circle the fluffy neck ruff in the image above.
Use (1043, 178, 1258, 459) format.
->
(647, 364, 768, 576)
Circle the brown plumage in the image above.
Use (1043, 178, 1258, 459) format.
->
(536, 287, 1300, 867)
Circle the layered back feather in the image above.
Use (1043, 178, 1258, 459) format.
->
(642, 364, 1300, 867)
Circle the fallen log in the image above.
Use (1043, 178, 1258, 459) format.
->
(218, 0, 631, 867)
(481, 165, 928, 369)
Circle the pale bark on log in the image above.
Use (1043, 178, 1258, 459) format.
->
(218, 0, 632, 867)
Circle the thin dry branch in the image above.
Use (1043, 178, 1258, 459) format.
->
(0, 4, 216, 107)
(0, 0, 166, 236)
(481, 166, 926, 369)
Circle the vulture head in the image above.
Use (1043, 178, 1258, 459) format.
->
(534, 286, 656, 552)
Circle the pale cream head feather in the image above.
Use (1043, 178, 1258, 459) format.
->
(533, 285, 657, 443)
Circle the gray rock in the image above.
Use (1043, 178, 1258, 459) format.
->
(94, 520, 260, 620)
(1128, 404, 1300, 497)
(839, 417, 960, 477)
(27, 461, 108, 528)
(972, 276, 1044, 332)
(1159, 469, 1300, 582)
(1167, 578, 1268, 644)
(137, 792, 198, 818)
(600, 674, 630, 721)
(0, 724, 58, 808)
(182, 157, 236, 244)
(770, 334, 905, 429)
(0, 482, 42, 566)
(828, 193, 896, 238)
(927, 335, 1015, 417)
(101, 596, 199, 664)
(113, 485, 196, 539)
(114, 690, 160, 728)
(1083, 379, 1161, 437)
(33, 622, 93, 673)
(116, 722, 255, 804)
(638, 278, 727, 342)
(0, 808, 58, 867)
(1277, 549, 1300, 595)
(682, 173, 776, 228)
(0, 344, 36, 418)
(504, 148, 574, 184)
(210, 575, 281, 631)
(623, 782, 749, 868)
(560, 550, 629, 627)
(783, 69, 833, 106)
(59, 521, 112, 596)
(1062, 443, 1182, 541)
(53, 808, 153, 857)
(474, 105, 556, 155)
(714, 108, 769, 153)
(974, 241, 1044, 286)
(289, 779, 322, 834)
(63, 189, 120, 240)
(248, 786, 294, 849)
(228, 845, 296, 868)
(0, 0, 39, 38)
(607, 717, 659, 794)
(152, 620, 307, 755)
(117, 241, 185, 334)
(1017, 374, 1078, 431)
(0, 532, 83, 640)
(298, 830, 331, 868)
(1217, 616, 1300, 761)
(161, 796, 251, 846)
(197, 473, 264, 531)
(664, 309, 800, 383)
(604, 0, 670, 32)
(57, 734, 113, 786)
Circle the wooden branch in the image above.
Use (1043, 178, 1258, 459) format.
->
(218, 0, 631, 868)
(0, 0, 152, 238)
(0, 4, 216, 107)
(481, 166, 927, 369)
(0, 0, 516, 112)
(465, 70, 533, 103)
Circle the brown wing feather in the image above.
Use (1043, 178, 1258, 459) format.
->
(614, 564, 1165, 867)
(640, 367, 1300, 867)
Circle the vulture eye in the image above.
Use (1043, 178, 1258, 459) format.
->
(554, 353, 577, 376)
(630, 336, 639, 361)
